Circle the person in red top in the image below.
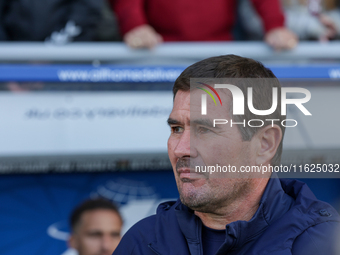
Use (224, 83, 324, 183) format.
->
(111, 0, 298, 50)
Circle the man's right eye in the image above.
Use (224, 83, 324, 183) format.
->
(171, 126, 184, 133)
(87, 232, 102, 238)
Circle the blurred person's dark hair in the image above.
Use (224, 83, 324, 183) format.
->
(70, 198, 122, 232)
(0, 0, 104, 42)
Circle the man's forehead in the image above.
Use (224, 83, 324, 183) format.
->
(171, 89, 232, 121)
(173, 90, 190, 106)
(169, 91, 191, 120)
(178, 87, 232, 102)
(80, 209, 120, 224)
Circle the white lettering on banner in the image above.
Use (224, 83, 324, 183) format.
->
(25, 107, 172, 120)
(57, 68, 182, 82)
(0, 92, 172, 155)
(329, 69, 340, 79)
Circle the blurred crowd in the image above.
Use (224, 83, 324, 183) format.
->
(0, 0, 339, 48)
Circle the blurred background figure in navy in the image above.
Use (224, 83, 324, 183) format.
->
(67, 198, 123, 255)
(0, 0, 120, 43)
(239, 0, 340, 41)
(110, 0, 298, 50)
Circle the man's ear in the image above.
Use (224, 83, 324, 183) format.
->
(68, 234, 78, 249)
(255, 125, 282, 166)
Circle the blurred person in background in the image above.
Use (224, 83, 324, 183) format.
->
(68, 198, 123, 255)
(95, 0, 121, 41)
(111, 0, 298, 50)
(240, 0, 340, 41)
(0, 0, 104, 43)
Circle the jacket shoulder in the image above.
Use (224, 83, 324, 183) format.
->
(113, 215, 157, 254)
(292, 221, 340, 255)
(249, 179, 340, 255)
(113, 200, 179, 255)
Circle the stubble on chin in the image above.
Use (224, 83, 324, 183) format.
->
(178, 177, 252, 214)
(175, 157, 253, 213)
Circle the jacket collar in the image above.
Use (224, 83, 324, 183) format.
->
(149, 177, 294, 254)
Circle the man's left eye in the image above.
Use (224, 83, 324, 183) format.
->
(197, 126, 210, 134)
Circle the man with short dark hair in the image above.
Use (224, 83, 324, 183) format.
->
(69, 198, 122, 255)
(113, 55, 340, 255)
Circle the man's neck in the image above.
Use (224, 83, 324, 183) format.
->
(194, 178, 269, 230)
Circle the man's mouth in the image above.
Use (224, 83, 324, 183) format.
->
(176, 158, 207, 180)
(177, 167, 206, 180)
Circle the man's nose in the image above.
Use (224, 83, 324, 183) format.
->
(174, 130, 197, 158)
(101, 235, 114, 253)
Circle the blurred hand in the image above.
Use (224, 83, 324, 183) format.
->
(264, 27, 298, 51)
(124, 24, 163, 49)
(318, 14, 337, 41)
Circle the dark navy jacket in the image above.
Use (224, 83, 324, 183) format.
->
(113, 178, 340, 254)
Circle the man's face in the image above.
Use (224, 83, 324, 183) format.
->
(69, 209, 122, 255)
(167, 90, 258, 213)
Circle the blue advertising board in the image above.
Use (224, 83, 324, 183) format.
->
(0, 64, 339, 82)
(0, 171, 339, 255)
(0, 171, 178, 255)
